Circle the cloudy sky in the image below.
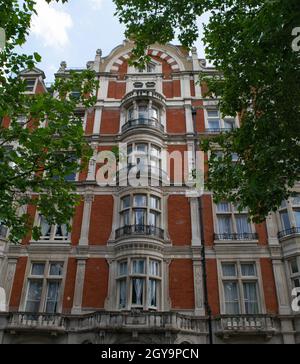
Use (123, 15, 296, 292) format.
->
(21, 0, 209, 82)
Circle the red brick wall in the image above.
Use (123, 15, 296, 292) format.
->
(206, 259, 220, 315)
(85, 110, 95, 135)
(166, 109, 186, 134)
(256, 222, 268, 246)
(192, 100, 205, 132)
(9, 257, 27, 311)
(201, 195, 215, 246)
(62, 258, 77, 313)
(190, 80, 196, 97)
(82, 258, 109, 309)
(260, 258, 278, 314)
(169, 259, 195, 309)
(71, 201, 84, 246)
(22, 204, 37, 245)
(168, 195, 192, 246)
(35, 80, 46, 94)
(100, 109, 120, 135)
(163, 81, 181, 98)
(107, 81, 126, 99)
(88, 195, 114, 245)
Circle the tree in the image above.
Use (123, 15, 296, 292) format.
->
(114, 0, 300, 222)
(0, 0, 98, 243)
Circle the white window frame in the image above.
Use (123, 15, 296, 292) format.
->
(32, 213, 71, 243)
(22, 261, 65, 314)
(204, 108, 238, 131)
(116, 257, 162, 311)
(277, 193, 300, 232)
(218, 260, 265, 315)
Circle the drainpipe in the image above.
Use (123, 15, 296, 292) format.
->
(192, 107, 213, 345)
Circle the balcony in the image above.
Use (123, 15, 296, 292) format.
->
(115, 225, 164, 240)
(122, 118, 164, 134)
(121, 90, 166, 107)
(116, 165, 169, 186)
(5, 311, 207, 336)
(278, 227, 300, 240)
(214, 233, 258, 241)
(216, 315, 278, 339)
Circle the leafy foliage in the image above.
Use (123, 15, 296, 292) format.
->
(0, 1, 98, 242)
(114, 0, 300, 221)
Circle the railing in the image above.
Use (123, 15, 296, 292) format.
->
(122, 90, 166, 105)
(216, 315, 277, 337)
(214, 233, 258, 241)
(122, 118, 164, 133)
(116, 225, 164, 240)
(205, 128, 235, 134)
(278, 227, 300, 239)
(7, 313, 66, 331)
(117, 165, 169, 185)
(6, 312, 207, 335)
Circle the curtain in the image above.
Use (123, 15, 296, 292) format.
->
(40, 216, 51, 237)
(149, 261, 159, 276)
(132, 279, 144, 305)
(133, 260, 145, 274)
(217, 202, 231, 212)
(218, 216, 232, 234)
(241, 264, 256, 277)
(119, 280, 127, 309)
(235, 215, 251, 234)
(45, 281, 60, 313)
(294, 210, 300, 227)
(223, 282, 239, 314)
(25, 280, 43, 313)
(148, 279, 157, 307)
(222, 264, 237, 277)
(280, 211, 291, 230)
(243, 282, 259, 314)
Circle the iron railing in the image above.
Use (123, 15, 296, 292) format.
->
(116, 225, 164, 239)
(122, 118, 164, 133)
(278, 227, 300, 239)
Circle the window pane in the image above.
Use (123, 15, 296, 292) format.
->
(291, 259, 299, 274)
(241, 264, 256, 277)
(128, 108, 134, 120)
(150, 196, 160, 210)
(135, 209, 146, 225)
(293, 278, 300, 288)
(132, 278, 144, 305)
(149, 211, 160, 227)
(208, 120, 220, 129)
(224, 118, 235, 129)
(136, 144, 148, 153)
(149, 260, 160, 276)
(150, 146, 161, 158)
(119, 262, 128, 276)
(119, 279, 127, 308)
(55, 224, 68, 238)
(217, 202, 231, 212)
(292, 194, 300, 206)
(40, 216, 51, 237)
(235, 215, 251, 234)
(294, 210, 300, 227)
(243, 282, 259, 314)
(45, 281, 60, 314)
(148, 279, 157, 307)
(25, 280, 43, 313)
(122, 210, 130, 227)
(138, 107, 148, 119)
(280, 211, 291, 230)
(31, 263, 45, 276)
(207, 110, 219, 118)
(151, 107, 158, 120)
(222, 264, 237, 277)
(218, 216, 232, 234)
(122, 196, 131, 209)
(49, 263, 64, 276)
(132, 260, 145, 274)
(134, 195, 147, 207)
(223, 282, 239, 314)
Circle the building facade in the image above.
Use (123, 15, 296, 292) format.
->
(0, 41, 299, 344)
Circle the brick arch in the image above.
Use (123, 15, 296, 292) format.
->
(110, 49, 180, 73)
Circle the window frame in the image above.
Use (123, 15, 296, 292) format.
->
(205, 108, 238, 131)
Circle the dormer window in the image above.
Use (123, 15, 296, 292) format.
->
(25, 79, 36, 92)
(137, 62, 156, 73)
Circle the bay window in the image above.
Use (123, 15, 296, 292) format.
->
(278, 194, 300, 237)
(221, 262, 260, 315)
(117, 258, 161, 310)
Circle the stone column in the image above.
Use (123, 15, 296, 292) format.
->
(185, 103, 194, 134)
(192, 257, 205, 316)
(3, 258, 17, 311)
(189, 197, 202, 246)
(92, 107, 102, 135)
(181, 74, 191, 99)
(109, 195, 119, 242)
(87, 143, 98, 181)
(163, 259, 172, 311)
(79, 194, 94, 246)
(71, 258, 87, 315)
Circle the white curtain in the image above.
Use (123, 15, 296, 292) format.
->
(133, 279, 144, 305)
(148, 279, 157, 307)
(119, 280, 127, 308)
(149, 260, 159, 276)
(25, 280, 43, 313)
(222, 264, 237, 277)
(241, 264, 256, 277)
(217, 202, 231, 212)
(243, 282, 259, 314)
(40, 216, 51, 237)
(218, 216, 232, 234)
(223, 282, 239, 314)
(133, 260, 145, 274)
(45, 281, 60, 313)
(236, 215, 251, 234)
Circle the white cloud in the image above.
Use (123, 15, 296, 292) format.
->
(31, 0, 73, 49)
(89, 0, 104, 10)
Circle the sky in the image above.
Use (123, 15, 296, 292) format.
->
(20, 0, 210, 82)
